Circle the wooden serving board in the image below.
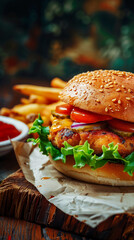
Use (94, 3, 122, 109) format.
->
(0, 169, 134, 240)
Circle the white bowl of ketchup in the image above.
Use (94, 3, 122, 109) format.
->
(0, 116, 29, 156)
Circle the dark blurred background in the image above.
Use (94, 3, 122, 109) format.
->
(0, 0, 134, 107)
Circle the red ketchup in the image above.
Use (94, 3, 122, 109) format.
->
(0, 121, 21, 142)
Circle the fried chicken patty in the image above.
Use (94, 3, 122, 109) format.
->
(49, 128, 134, 157)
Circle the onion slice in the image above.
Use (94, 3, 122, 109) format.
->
(71, 122, 106, 131)
(71, 122, 90, 128)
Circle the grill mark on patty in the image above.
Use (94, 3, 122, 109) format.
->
(61, 129, 74, 138)
(117, 134, 126, 144)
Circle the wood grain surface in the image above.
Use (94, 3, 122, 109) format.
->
(0, 169, 134, 240)
(0, 216, 89, 240)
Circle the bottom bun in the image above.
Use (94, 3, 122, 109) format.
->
(49, 155, 134, 186)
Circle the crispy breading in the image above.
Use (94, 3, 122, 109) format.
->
(49, 128, 134, 158)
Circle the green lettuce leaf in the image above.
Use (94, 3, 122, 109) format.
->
(124, 152, 134, 176)
(61, 141, 94, 168)
(28, 115, 134, 176)
(27, 114, 65, 161)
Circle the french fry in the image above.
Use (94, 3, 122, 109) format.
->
(20, 98, 31, 104)
(0, 107, 11, 116)
(46, 101, 63, 111)
(13, 84, 62, 101)
(27, 122, 33, 129)
(20, 95, 49, 105)
(0, 79, 66, 128)
(11, 103, 46, 116)
(42, 101, 63, 117)
(41, 115, 51, 126)
(9, 113, 27, 123)
(0, 107, 27, 123)
(29, 94, 49, 104)
(27, 115, 50, 129)
(50, 77, 66, 89)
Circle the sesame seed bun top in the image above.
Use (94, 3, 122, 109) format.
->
(60, 70, 134, 122)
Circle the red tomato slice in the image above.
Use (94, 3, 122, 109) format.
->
(56, 104, 73, 115)
(70, 107, 112, 123)
(108, 119, 134, 132)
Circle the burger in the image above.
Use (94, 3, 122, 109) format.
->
(29, 70, 134, 186)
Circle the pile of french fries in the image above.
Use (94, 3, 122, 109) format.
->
(0, 78, 66, 128)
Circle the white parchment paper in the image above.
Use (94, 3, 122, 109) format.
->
(12, 141, 134, 228)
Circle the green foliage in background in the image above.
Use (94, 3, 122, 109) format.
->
(0, 0, 134, 80)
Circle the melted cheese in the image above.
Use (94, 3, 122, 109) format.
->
(51, 117, 73, 132)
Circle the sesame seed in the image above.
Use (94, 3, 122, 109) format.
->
(128, 89, 132, 93)
(126, 97, 131, 101)
(112, 98, 117, 102)
(118, 100, 121, 104)
(105, 107, 108, 112)
(99, 89, 104, 92)
(108, 82, 113, 85)
(96, 99, 100, 103)
(116, 88, 121, 92)
(122, 85, 125, 88)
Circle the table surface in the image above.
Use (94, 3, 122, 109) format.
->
(0, 216, 90, 240)
(0, 150, 19, 182)
(0, 150, 91, 240)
